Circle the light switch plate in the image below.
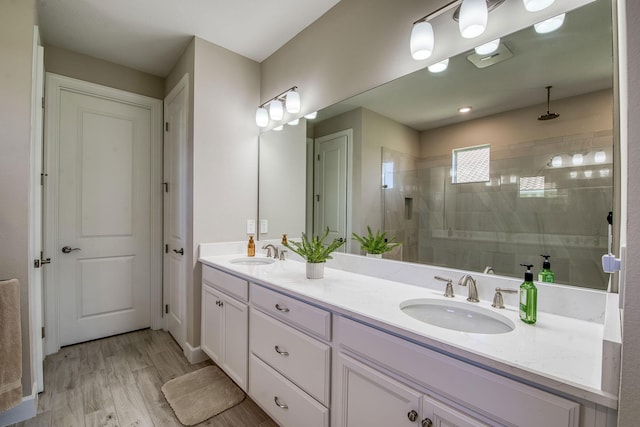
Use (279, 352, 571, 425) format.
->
(246, 219, 256, 235)
(260, 219, 268, 234)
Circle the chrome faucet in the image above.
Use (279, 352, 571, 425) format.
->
(262, 244, 279, 259)
(483, 266, 495, 274)
(458, 274, 479, 302)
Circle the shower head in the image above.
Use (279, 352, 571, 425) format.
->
(538, 86, 559, 121)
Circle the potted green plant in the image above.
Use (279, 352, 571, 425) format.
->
(284, 228, 345, 279)
(352, 226, 400, 258)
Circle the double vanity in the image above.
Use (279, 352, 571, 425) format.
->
(199, 243, 619, 427)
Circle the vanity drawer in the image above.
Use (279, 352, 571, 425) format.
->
(335, 316, 580, 427)
(202, 265, 248, 302)
(251, 283, 331, 340)
(250, 308, 331, 406)
(249, 354, 329, 427)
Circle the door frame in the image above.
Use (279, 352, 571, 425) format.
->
(313, 129, 353, 253)
(43, 73, 163, 355)
(162, 74, 189, 350)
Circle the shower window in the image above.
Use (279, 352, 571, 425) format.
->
(452, 144, 490, 184)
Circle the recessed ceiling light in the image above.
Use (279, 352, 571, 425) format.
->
(458, 106, 472, 113)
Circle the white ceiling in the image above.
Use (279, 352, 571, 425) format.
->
(37, 0, 341, 77)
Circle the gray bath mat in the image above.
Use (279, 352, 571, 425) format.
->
(161, 365, 245, 425)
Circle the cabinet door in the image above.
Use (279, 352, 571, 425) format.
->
(333, 353, 422, 427)
(221, 295, 248, 391)
(422, 395, 490, 427)
(201, 284, 223, 364)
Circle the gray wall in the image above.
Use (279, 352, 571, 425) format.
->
(0, 0, 37, 398)
(45, 45, 165, 99)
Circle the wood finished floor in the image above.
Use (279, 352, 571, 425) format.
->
(11, 329, 278, 427)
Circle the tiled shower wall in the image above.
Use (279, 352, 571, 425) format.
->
(383, 130, 613, 289)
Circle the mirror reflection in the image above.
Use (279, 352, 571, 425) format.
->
(259, 0, 614, 290)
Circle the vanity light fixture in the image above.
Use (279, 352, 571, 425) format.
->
(534, 13, 565, 34)
(458, 106, 472, 113)
(273, 125, 284, 131)
(255, 86, 300, 127)
(572, 153, 584, 166)
(410, 0, 505, 61)
(428, 58, 450, 73)
(304, 111, 318, 120)
(474, 38, 500, 55)
(551, 155, 563, 167)
(523, 0, 555, 12)
(288, 118, 300, 126)
(594, 151, 607, 163)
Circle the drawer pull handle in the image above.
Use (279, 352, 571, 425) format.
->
(421, 418, 433, 427)
(408, 410, 418, 422)
(274, 345, 289, 356)
(274, 396, 288, 409)
(275, 303, 290, 313)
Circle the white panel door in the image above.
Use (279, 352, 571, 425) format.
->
(57, 89, 152, 346)
(163, 76, 188, 349)
(314, 130, 350, 248)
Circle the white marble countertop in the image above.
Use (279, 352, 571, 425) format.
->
(199, 253, 618, 409)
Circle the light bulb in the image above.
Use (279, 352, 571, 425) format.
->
(428, 58, 449, 73)
(523, 0, 555, 12)
(594, 151, 606, 163)
(551, 156, 562, 167)
(304, 111, 318, 120)
(458, 106, 472, 113)
(572, 153, 584, 166)
(255, 107, 269, 127)
(288, 118, 300, 126)
(286, 91, 301, 114)
(584, 170, 593, 178)
(534, 13, 565, 34)
(474, 38, 500, 55)
(410, 21, 434, 60)
(459, 0, 488, 39)
(269, 100, 284, 121)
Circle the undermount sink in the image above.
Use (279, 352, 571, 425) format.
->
(400, 298, 515, 334)
(230, 257, 275, 265)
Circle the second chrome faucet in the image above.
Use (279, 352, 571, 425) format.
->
(458, 274, 479, 302)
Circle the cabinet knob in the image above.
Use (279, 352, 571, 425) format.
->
(275, 303, 290, 313)
(274, 396, 288, 409)
(408, 410, 418, 422)
(274, 345, 290, 356)
(421, 418, 433, 427)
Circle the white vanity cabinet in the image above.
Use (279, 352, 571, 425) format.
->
(333, 316, 581, 427)
(249, 283, 331, 427)
(201, 265, 249, 391)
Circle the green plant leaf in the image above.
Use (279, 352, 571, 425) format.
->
(351, 225, 400, 254)
(283, 227, 345, 262)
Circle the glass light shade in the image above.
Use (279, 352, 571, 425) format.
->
(551, 156, 563, 168)
(304, 111, 318, 119)
(273, 125, 284, 131)
(584, 170, 593, 178)
(288, 118, 300, 126)
(286, 91, 301, 114)
(410, 21, 434, 60)
(269, 100, 284, 121)
(459, 0, 488, 39)
(428, 58, 449, 73)
(255, 107, 269, 127)
(474, 38, 500, 55)
(594, 151, 606, 163)
(458, 106, 472, 113)
(523, 0, 555, 12)
(534, 13, 565, 34)
(572, 153, 584, 166)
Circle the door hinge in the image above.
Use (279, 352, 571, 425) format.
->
(165, 122, 169, 132)
(317, 154, 320, 161)
(40, 173, 47, 186)
(34, 259, 40, 268)
(41, 326, 45, 338)
(165, 244, 169, 253)
(163, 182, 169, 193)
(42, 97, 45, 109)
(316, 194, 320, 202)
(165, 304, 169, 314)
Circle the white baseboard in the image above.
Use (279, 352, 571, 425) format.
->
(184, 342, 209, 364)
(0, 383, 37, 427)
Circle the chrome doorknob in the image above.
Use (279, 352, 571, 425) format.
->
(61, 246, 81, 254)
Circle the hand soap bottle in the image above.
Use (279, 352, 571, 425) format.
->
(247, 235, 255, 257)
(538, 255, 554, 283)
(519, 263, 537, 324)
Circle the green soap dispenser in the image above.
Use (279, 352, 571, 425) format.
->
(538, 255, 554, 283)
(519, 264, 537, 324)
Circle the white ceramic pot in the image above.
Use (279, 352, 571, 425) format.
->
(306, 262, 325, 279)
(366, 253, 382, 258)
